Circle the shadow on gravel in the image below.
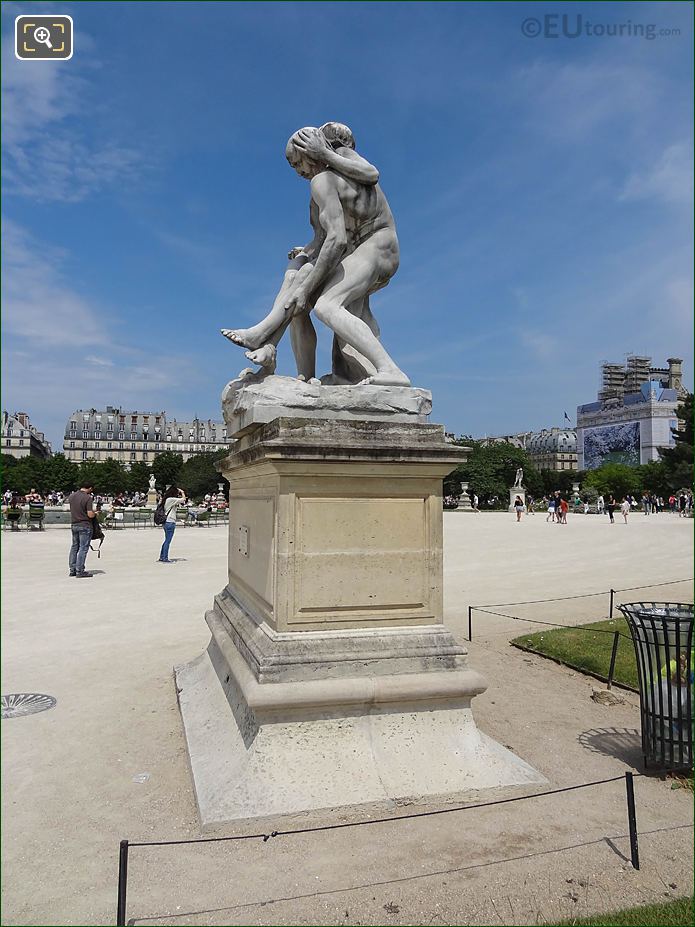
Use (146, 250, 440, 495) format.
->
(577, 728, 642, 768)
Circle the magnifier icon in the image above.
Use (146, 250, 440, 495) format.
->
(34, 26, 53, 49)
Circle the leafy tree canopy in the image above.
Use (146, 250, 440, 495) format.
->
(178, 450, 228, 501)
(151, 451, 183, 490)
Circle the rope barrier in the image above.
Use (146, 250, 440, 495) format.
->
(470, 578, 691, 610)
(473, 608, 631, 638)
(129, 774, 627, 848)
(116, 774, 639, 925)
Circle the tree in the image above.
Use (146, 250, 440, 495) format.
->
(78, 459, 106, 492)
(90, 458, 130, 495)
(178, 450, 228, 501)
(583, 463, 642, 499)
(43, 454, 79, 492)
(151, 451, 183, 490)
(446, 441, 543, 508)
(538, 469, 580, 497)
(659, 393, 693, 491)
(128, 460, 152, 493)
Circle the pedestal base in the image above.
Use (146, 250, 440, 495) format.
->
(509, 487, 526, 512)
(146, 490, 158, 507)
(176, 404, 544, 826)
(175, 591, 545, 827)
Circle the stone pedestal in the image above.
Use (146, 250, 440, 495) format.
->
(509, 486, 526, 512)
(146, 490, 158, 508)
(176, 378, 544, 826)
(458, 481, 473, 511)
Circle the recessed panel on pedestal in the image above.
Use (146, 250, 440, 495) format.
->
(290, 495, 430, 626)
(228, 493, 275, 620)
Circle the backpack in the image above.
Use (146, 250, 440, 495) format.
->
(154, 502, 167, 526)
(90, 517, 105, 558)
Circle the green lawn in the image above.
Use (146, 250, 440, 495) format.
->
(511, 616, 638, 690)
(550, 895, 693, 925)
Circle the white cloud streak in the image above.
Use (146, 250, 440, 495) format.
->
(1, 33, 145, 201)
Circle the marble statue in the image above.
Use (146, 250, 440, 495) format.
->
(149, 474, 156, 491)
(514, 468, 524, 488)
(221, 122, 409, 386)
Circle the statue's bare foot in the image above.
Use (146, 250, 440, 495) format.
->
(221, 328, 265, 350)
(245, 344, 277, 371)
(360, 369, 411, 387)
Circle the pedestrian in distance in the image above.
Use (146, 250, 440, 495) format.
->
(620, 497, 630, 523)
(597, 494, 605, 515)
(605, 494, 616, 524)
(546, 498, 556, 523)
(158, 485, 186, 563)
(514, 495, 524, 522)
(68, 482, 97, 577)
(559, 496, 569, 524)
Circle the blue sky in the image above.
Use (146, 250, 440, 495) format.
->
(2, 0, 693, 448)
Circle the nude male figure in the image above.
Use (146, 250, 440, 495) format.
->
(222, 124, 409, 386)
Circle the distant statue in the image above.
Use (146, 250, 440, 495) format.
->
(514, 468, 524, 488)
(221, 122, 409, 386)
(149, 474, 156, 491)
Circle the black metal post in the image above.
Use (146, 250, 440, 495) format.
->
(609, 588, 615, 622)
(468, 606, 473, 642)
(117, 839, 129, 926)
(607, 631, 620, 690)
(625, 772, 640, 870)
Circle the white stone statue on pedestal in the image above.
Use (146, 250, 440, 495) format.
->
(514, 467, 524, 488)
(221, 122, 409, 388)
(175, 123, 544, 827)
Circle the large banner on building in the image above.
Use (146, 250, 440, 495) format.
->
(582, 422, 641, 470)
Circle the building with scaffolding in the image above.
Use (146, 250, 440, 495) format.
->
(577, 357, 685, 470)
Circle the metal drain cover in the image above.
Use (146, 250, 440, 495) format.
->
(2, 693, 57, 719)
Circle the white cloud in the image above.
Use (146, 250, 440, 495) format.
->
(2, 219, 197, 446)
(620, 143, 694, 206)
(2, 217, 106, 345)
(1, 33, 145, 201)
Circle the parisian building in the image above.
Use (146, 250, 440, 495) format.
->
(576, 357, 685, 470)
(2, 411, 52, 459)
(479, 429, 578, 472)
(62, 406, 233, 465)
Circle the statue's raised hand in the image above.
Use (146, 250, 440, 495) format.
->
(292, 127, 330, 161)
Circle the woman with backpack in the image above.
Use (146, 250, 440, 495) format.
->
(157, 485, 186, 563)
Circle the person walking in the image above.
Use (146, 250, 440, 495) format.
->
(597, 494, 605, 515)
(620, 497, 630, 523)
(559, 496, 569, 524)
(68, 482, 96, 577)
(546, 497, 556, 523)
(605, 494, 616, 524)
(514, 495, 524, 522)
(158, 485, 186, 563)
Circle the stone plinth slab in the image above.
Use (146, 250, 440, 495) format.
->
(222, 374, 432, 436)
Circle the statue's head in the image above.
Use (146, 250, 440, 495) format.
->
(320, 122, 355, 150)
(285, 127, 325, 179)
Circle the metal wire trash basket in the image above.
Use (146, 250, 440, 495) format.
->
(617, 602, 694, 770)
